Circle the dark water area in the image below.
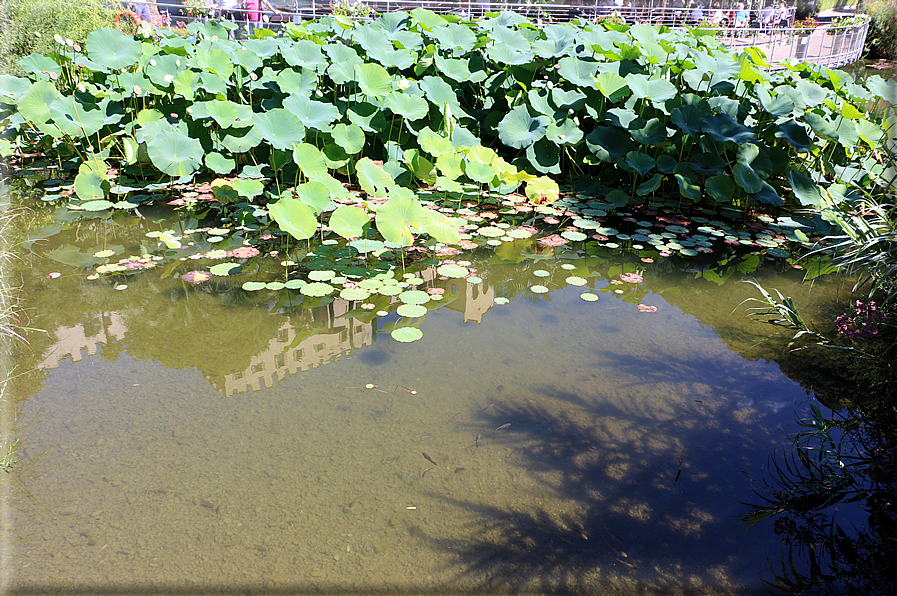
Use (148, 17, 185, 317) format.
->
(1, 183, 870, 594)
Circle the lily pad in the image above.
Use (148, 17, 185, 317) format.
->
(391, 327, 423, 343)
(580, 292, 599, 302)
(399, 290, 430, 305)
(396, 304, 427, 318)
(340, 287, 372, 300)
(494, 297, 510, 305)
(210, 262, 242, 276)
(437, 263, 469, 278)
(566, 276, 587, 286)
(533, 270, 550, 277)
(300, 282, 335, 297)
(242, 281, 267, 291)
(530, 285, 549, 294)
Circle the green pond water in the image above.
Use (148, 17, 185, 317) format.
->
(1, 187, 861, 595)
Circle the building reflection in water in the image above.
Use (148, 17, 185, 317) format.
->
(36, 265, 496, 397)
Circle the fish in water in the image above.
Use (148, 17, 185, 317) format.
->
(475, 433, 481, 447)
(495, 423, 511, 431)
(422, 452, 437, 466)
(482, 403, 494, 411)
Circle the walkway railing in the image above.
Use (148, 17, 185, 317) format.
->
(126, 2, 867, 68)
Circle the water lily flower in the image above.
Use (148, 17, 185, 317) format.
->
(537, 234, 569, 247)
(181, 271, 212, 284)
(397, 79, 410, 90)
(637, 304, 658, 313)
(229, 246, 260, 259)
(620, 272, 643, 284)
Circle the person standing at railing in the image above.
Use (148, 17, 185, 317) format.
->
(775, 0, 790, 27)
(131, 0, 152, 21)
(245, 0, 283, 25)
(217, 0, 241, 20)
(760, 1, 776, 32)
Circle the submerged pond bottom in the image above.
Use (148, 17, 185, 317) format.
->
(5, 275, 814, 594)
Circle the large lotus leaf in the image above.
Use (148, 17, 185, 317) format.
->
(733, 163, 764, 194)
(384, 92, 430, 121)
(787, 170, 824, 207)
(355, 63, 393, 99)
(636, 173, 663, 196)
(795, 79, 829, 108)
(17, 54, 62, 78)
(232, 48, 263, 73)
(74, 169, 110, 201)
(465, 160, 496, 183)
(332, 123, 365, 155)
(242, 38, 280, 59)
(322, 143, 350, 169)
(296, 181, 333, 214)
(430, 24, 477, 55)
(754, 181, 783, 207)
(488, 26, 531, 53)
(702, 113, 756, 144)
(146, 130, 203, 177)
(434, 55, 486, 84)
(533, 36, 574, 59)
(525, 177, 559, 204)
(253, 109, 306, 151)
(164, 69, 197, 101)
(705, 174, 736, 203)
(0, 75, 31, 104)
(86, 28, 141, 70)
(352, 25, 396, 56)
(624, 151, 656, 176)
(693, 151, 728, 176)
(48, 97, 105, 139)
(368, 47, 417, 71)
(759, 86, 797, 117)
(866, 74, 897, 105)
(376, 194, 424, 246)
(403, 149, 436, 184)
(528, 89, 554, 118)
(775, 122, 811, 153)
(419, 127, 454, 156)
(144, 54, 183, 88)
(410, 7, 449, 29)
(422, 209, 461, 244)
(420, 76, 463, 115)
(607, 107, 637, 129)
(558, 56, 600, 92)
(586, 126, 634, 162)
(270, 196, 318, 241)
(233, 178, 265, 199)
(551, 88, 587, 112)
(218, 125, 263, 153)
(192, 48, 234, 78)
(198, 72, 228, 96)
(498, 106, 549, 150)
(486, 44, 534, 65)
(625, 74, 677, 103)
(205, 152, 235, 175)
(526, 139, 561, 175)
(670, 104, 705, 135)
(281, 40, 328, 73)
(592, 72, 629, 102)
(308, 171, 350, 200)
(16, 80, 62, 125)
(325, 44, 363, 85)
(329, 205, 370, 239)
(357, 157, 396, 196)
(630, 118, 667, 145)
(347, 102, 388, 133)
(436, 152, 464, 179)
(191, 100, 253, 128)
(283, 94, 340, 130)
(276, 68, 317, 95)
(292, 142, 328, 177)
(675, 173, 701, 201)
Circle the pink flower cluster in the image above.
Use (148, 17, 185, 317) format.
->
(637, 304, 658, 313)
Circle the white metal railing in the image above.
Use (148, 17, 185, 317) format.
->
(120, 2, 865, 68)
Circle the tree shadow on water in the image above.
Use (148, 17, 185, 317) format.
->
(413, 402, 770, 595)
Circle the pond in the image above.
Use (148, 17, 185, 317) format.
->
(2, 181, 857, 594)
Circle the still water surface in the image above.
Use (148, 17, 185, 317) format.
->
(2, 202, 842, 594)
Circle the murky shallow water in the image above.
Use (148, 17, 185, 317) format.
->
(2, 205, 848, 595)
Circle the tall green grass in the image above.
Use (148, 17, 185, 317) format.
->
(865, 0, 897, 59)
(0, 0, 116, 75)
